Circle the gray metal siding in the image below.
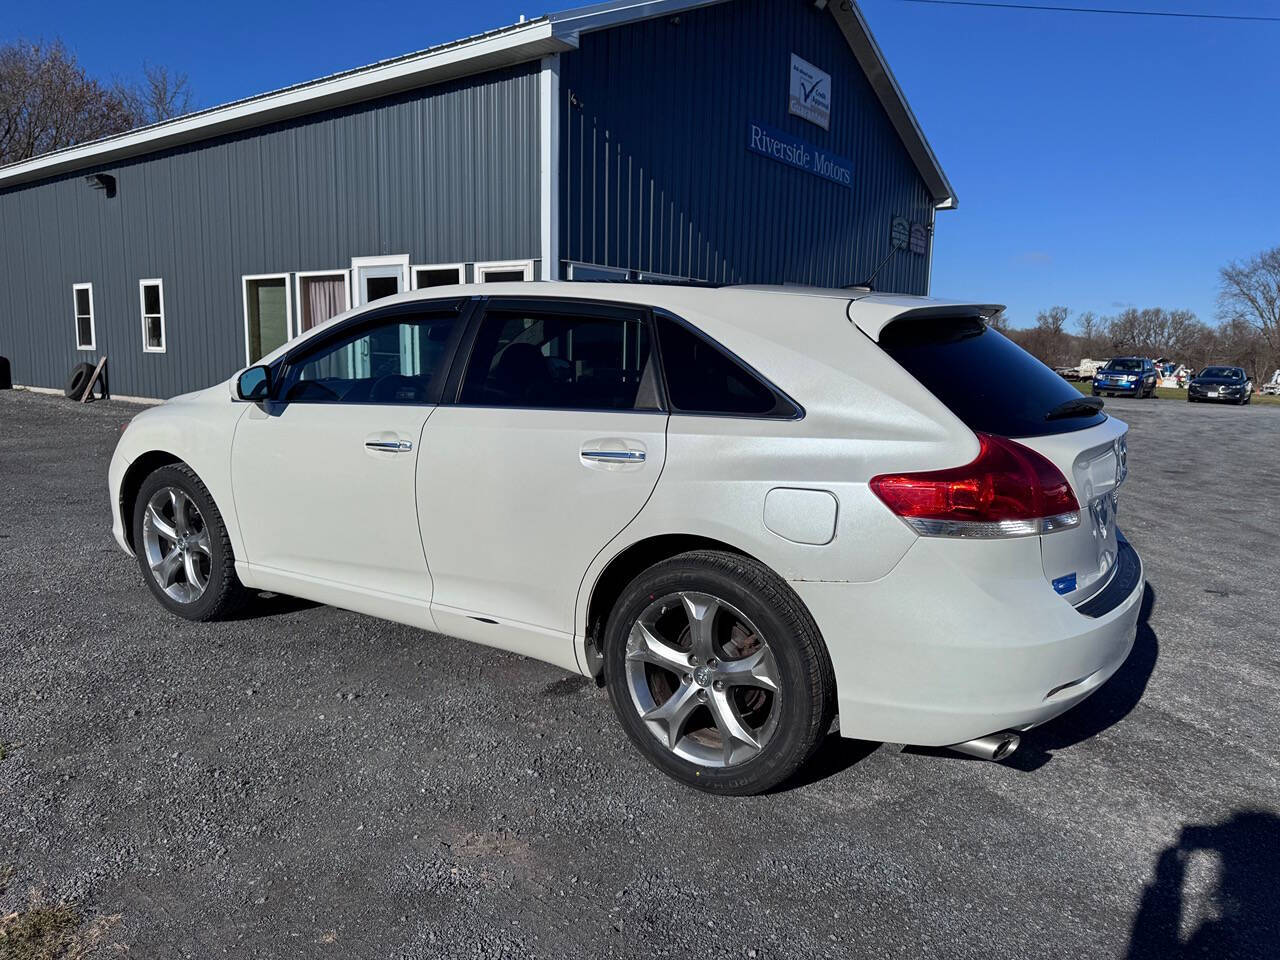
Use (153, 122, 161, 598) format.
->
(0, 64, 540, 399)
(559, 0, 936, 293)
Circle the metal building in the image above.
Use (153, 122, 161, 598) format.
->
(0, 0, 955, 401)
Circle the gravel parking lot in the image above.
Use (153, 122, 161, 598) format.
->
(1, 387, 1277, 959)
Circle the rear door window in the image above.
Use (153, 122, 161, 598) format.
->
(878, 315, 1106, 437)
(460, 305, 659, 411)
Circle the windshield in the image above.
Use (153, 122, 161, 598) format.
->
(1105, 358, 1144, 372)
(1199, 367, 1240, 379)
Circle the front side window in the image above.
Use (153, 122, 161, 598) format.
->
(460, 307, 658, 411)
(73, 283, 95, 350)
(655, 315, 795, 417)
(139, 279, 165, 352)
(276, 309, 462, 404)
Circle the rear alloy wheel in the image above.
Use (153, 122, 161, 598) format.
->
(604, 551, 835, 795)
(132, 464, 245, 621)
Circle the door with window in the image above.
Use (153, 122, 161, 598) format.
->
(353, 257, 409, 306)
(231, 303, 466, 605)
(417, 300, 667, 646)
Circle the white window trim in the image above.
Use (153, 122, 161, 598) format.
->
(73, 282, 96, 351)
(294, 270, 352, 334)
(241, 272, 294, 367)
(410, 262, 466, 289)
(350, 255, 410, 306)
(139, 278, 166, 354)
(475, 259, 535, 282)
(539, 55, 560, 280)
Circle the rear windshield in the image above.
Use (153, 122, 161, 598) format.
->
(1105, 358, 1144, 372)
(878, 315, 1107, 437)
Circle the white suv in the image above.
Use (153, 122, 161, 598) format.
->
(109, 283, 1144, 795)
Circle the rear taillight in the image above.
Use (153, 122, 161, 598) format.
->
(870, 433, 1080, 538)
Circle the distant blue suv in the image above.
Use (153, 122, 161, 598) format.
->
(1092, 357, 1157, 398)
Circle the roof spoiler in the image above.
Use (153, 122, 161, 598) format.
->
(846, 296, 1005, 342)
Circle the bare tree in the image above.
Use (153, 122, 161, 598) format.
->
(0, 40, 135, 164)
(1218, 246, 1280, 364)
(0, 40, 195, 165)
(1075, 311, 1100, 356)
(117, 63, 193, 126)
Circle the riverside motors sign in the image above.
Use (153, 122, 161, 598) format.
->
(747, 122, 853, 188)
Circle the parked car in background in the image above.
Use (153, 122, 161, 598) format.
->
(107, 284, 1143, 795)
(1261, 370, 1280, 396)
(1092, 357, 1158, 398)
(1188, 366, 1252, 404)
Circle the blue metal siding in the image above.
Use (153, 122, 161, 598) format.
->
(558, 0, 936, 292)
(0, 65, 540, 399)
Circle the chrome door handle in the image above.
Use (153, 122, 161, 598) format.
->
(365, 439, 413, 452)
(581, 449, 645, 464)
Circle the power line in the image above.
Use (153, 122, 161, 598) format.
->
(899, 0, 1280, 22)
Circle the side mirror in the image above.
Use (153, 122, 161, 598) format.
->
(236, 365, 272, 402)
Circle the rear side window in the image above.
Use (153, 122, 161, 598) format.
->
(878, 316, 1106, 437)
(655, 315, 798, 418)
(460, 307, 659, 411)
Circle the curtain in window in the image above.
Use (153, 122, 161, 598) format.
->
(300, 275, 347, 333)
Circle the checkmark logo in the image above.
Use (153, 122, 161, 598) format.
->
(801, 78, 824, 103)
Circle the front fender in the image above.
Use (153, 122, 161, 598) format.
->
(110, 385, 249, 560)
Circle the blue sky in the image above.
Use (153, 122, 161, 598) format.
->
(7, 0, 1277, 329)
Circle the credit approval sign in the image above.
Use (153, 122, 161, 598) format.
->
(789, 54, 831, 130)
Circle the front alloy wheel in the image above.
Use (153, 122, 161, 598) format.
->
(131, 463, 245, 621)
(142, 486, 212, 603)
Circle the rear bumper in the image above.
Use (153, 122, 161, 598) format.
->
(792, 530, 1144, 747)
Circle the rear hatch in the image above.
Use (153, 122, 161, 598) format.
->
(863, 304, 1128, 608)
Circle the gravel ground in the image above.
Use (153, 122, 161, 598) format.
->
(1, 387, 1277, 959)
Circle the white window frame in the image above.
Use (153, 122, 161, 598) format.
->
(350, 254, 410, 306)
(73, 282, 96, 351)
(410, 262, 466, 290)
(294, 269, 351, 334)
(475, 259, 535, 282)
(139, 278, 166, 354)
(241, 273, 294, 367)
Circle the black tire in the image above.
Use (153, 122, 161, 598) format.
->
(603, 550, 836, 795)
(1090, 389, 1099, 397)
(131, 463, 247, 621)
(63, 361, 95, 399)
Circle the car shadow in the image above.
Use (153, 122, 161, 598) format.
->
(1004, 581, 1159, 771)
(774, 731, 881, 792)
(221, 590, 321, 621)
(1126, 809, 1280, 959)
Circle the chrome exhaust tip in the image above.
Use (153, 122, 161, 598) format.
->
(946, 731, 1021, 762)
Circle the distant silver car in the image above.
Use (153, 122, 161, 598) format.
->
(109, 283, 1144, 794)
